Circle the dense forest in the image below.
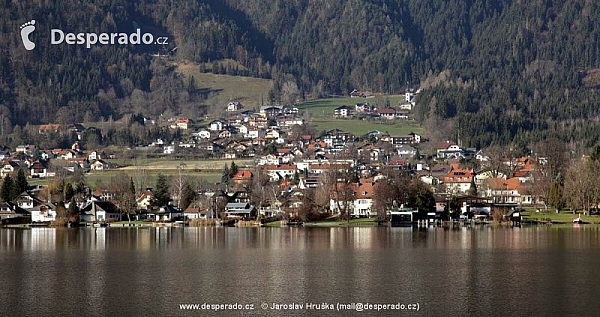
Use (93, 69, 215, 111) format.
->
(1, 0, 600, 148)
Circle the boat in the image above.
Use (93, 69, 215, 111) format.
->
(93, 222, 108, 227)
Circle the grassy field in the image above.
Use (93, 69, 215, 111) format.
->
(522, 210, 600, 224)
(176, 62, 273, 109)
(311, 118, 424, 135)
(298, 95, 424, 136)
(29, 158, 253, 187)
(298, 95, 406, 118)
(113, 158, 255, 170)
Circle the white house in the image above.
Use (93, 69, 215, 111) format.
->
(30, 203, 56, 222)
(79, 201, 121, 222)
(329, 178, 375, 217)
(90, 159, 109, 171)
(30, 161, 54, 178)
(209, 120, 225, 132)
(334, 105, 353, 118)
(193, 129, 212, 139)
(163, 145, 175, 154)
(184, 207, 212, 219)
(226, 101, 242, 112)
(150, 205, 182, 221)
(88, 150, 101, 161)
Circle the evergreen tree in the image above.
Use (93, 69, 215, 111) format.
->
(15, 169, 28, 194)
(150, 174, 170, 208)
(221, 164, 230, 185)
(68, 197, 80, 218)
(180, 182, 195, 210)
(229, 161, 239, 178)
(64, 183, 74, 201)
(549, 181, 565, 211)
(1, 175, 13, 202)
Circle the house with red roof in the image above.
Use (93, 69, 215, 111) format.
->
(443, 168, 475, 194)
(329, 178, 376, 217)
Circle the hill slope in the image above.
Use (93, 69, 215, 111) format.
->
(1, 1, 600, 148)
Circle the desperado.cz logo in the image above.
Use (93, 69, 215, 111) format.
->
(20, 19, 168, 50)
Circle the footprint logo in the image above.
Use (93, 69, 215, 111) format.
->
(20, 20, 36, 51)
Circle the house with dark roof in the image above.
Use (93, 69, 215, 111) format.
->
(224, 202, 255, 219)
(334, 105, 353, 118)
(376, 107, 396, 119)
(79, 201, 121, 222)
(0, 202, 29, 220)
(148, 204, 182, 222)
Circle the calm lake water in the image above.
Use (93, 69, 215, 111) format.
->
(1, 226, 600, 316)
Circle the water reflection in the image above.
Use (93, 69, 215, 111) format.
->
(1, 226, 600, 316)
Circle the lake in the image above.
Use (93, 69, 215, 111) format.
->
(1, 226, 600, 316)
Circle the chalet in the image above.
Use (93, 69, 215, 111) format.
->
(184, 207, 212, 219)
(15, 192, 40, 209)
(53, 149, 77, 160)
(247, 129, 265, 139)
(443, 169, 475, 194)
(236, 125, 249, 136)
(170, 118, 191, 130)
(90, 159, 110, 171)
(88, 150, 102, 161)
(355, 102, 374, 113)
(260, 105, 284, 118)
(390, 135, 414, 146)
(376, 107, 396, 119)
(209, 120, 225, 132)
(30, 160, 54, 178)
(136, 188, 154, 210)
(232, 170, 253, 183)
(398, 102, 413, 111)
(265, 129, 280, 139)
(0, 202, 29, 220)
(329, 178, 375, 217)
(38, 124, 60, 134)
(276, 118, 304, 128)
(397, 145, 417, 158)
(436, 141, 462, 159)
(224, 202, 255, 219)
(15, 145, 37, 155)
(334, 105, 353, 118)
(321, 129, 354, 148)
(265, 164, 297, 181)
(193, 129, 212, 139)
(149, 204, 182, 222)
(226, 101, 242, 112)
(30, 203, 56, 222)
(163, 145, 175, 154)
(79, 201, 121, 222)
(485, 178, 527, 205)
(357, 144, 383, 162)
(256, 154, 282, 166)
(218, 130, 232, 139)
(1, 160, 20, 177)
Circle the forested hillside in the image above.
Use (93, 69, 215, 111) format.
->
(1, 0, 600, 148)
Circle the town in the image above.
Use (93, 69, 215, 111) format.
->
(0, 90, 586, 227)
